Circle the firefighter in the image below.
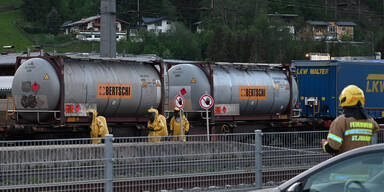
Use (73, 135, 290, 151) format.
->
(322, 85, 379, 156)
(169, 107, 190, 141)
(147, 108, 168, 142)
(87, 109, 109, 144)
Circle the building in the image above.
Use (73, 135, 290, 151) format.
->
(306, 21, 331, 40)
(192, 21, 204, 33)
(334, 21, 356, 40)
(141, 17, 173, 34)
(62, 15, 128, 41)
(267, 13, 298, 35)
(305, 21, 356, 41)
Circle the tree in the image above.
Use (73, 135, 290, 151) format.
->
(163, 22, 201, 60)
(46, 7, 62, 35)
(21, 0, 53, 23)
(206, 26, 228, 61)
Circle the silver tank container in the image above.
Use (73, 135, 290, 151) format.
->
(12, 58, 60, 110)
(167, 64, 298, 115)
(12, 57, 161, 120)
(166, 64, 210, 111)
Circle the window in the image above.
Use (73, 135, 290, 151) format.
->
(342, 27, 346, 32)
(328, 26, 336, 33)
(302, 152, 384, 192)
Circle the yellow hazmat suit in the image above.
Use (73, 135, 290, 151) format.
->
(147, 108, 168, 142)
(170, 108, 190, 141)
(87, 109, 109, 144)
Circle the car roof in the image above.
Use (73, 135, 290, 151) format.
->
(278, 143, 384, 190)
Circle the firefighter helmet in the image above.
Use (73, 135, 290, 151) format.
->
(339, 85, 365, 107)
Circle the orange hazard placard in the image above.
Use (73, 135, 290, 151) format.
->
(239, 86, 267, 100)
(97, 83, 132, 99)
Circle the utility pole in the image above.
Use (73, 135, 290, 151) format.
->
(255, 0, 259, 17)
(100, 0, 116, 58)
(358, 0, 361, 21)
(334, 0, 337, 19)
(137, 0, 140, 20)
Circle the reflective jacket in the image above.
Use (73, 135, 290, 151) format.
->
(327, 114, 379, 154)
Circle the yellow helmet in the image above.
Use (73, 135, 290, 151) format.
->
(174, 107, 180, 112)
(339, 85, 365, 107)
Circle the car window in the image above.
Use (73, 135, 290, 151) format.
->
(302, 151, 384, 192)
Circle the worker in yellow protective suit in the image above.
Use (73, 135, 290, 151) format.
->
(169, 107, 190, 141)
(147, 108, 168, 142)
(87, 109, 109, 144)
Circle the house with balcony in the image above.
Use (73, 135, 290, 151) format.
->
(306, 21, 331, 40)
(62, 15, 128, 41)
(305, 20, 356, 41)
(141, 17, 173, 34)
(334, 21, 356, 40)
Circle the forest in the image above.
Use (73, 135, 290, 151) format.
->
(18, 0, 384, 63)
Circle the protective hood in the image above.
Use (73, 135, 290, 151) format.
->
(86, 109, 98, 119)
(148, 108, 159, 123)
(148, 108, 159, 115)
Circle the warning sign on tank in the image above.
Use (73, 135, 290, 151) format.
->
(240, 86, 267, 100)
(98, 83, 132, 99)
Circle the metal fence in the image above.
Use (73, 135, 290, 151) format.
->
(1, 130, 382, 192)
(262, 131, 331, 187)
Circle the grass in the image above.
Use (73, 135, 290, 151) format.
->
(52, 41, 99, 53)
(0, 0, 125, 54)
(0, 10, 33, 52)
(0, 0, 124, 54)
(30, 34, 72, 45)
(0, 0, 22, 11)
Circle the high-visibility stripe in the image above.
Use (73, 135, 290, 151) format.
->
(345, 129, 372, 136)
(349, 122, 373, 129)
(328, 133, 343, 144)
(330, 173, 369, 181)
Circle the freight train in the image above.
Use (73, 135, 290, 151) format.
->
(293, 59, 384, 127)
(0, 53, 298, 138)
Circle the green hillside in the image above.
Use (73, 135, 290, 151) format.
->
(0, 0, 382, 62)
(0, 10, 33, 53)
(0, 0, 22, 10)
(0, 0, 33, 53)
